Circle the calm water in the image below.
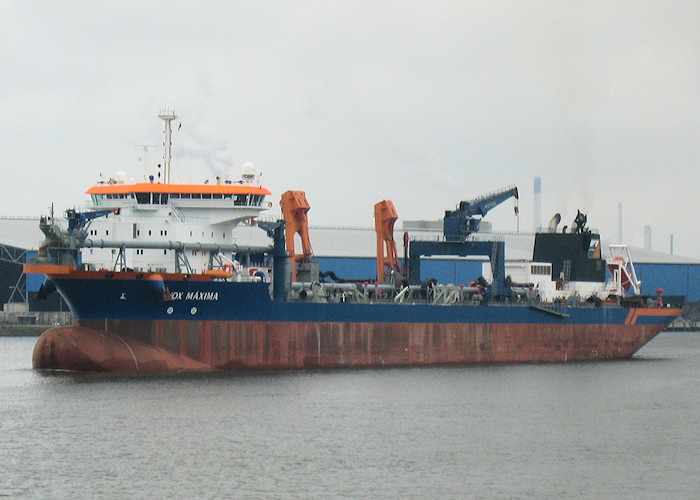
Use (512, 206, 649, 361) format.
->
(1, 333, 699, 499)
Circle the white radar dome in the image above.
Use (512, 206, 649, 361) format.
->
(115, 171, 127, 184)
(241, 163, 256, 183)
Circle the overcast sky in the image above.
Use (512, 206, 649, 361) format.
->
(2, 1, 700, 257)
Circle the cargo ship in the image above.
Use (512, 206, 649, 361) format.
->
(24, 112, 682, 373)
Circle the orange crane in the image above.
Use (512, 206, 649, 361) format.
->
(280, 190, 313, 282)
(374, 200, 400, 283)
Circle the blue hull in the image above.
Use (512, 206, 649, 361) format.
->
(52, 276, 674, 326)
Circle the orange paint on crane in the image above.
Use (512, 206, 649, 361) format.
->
(280, 190, 314, 282)
(374, 200, 400, 283)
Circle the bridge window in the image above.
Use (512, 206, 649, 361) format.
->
(151, 193, 168, 204)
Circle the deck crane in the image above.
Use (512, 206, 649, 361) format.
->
(280, 190, 316, 282)
(407, 185, 520, 299)
(36, 207, 112, 266)
(443, 186, 519, 241)
(66, 208, 113, 232)
(374, 200, 401, 284)
(34, 207, 112, 299)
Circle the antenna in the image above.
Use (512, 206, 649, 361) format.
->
(135, 144, 157, 180)
(158, 109, 177, 184)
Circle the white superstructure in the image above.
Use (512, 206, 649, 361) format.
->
(77, 112, 272, 274)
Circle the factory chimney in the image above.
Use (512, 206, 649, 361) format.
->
(533, 177, 541, 232)
(617, 203, 623, 243)
(644, 226, 652, 250)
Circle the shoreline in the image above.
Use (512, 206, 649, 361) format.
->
(0, 325, 50, 337)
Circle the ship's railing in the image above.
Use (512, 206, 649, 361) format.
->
(0, 216, 47, 221)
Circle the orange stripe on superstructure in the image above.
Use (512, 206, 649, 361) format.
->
(85, 183, 271, 196)
(28, 268, 219, 282)
(23, 266, 226, 282)
(23, 264, 76, 275)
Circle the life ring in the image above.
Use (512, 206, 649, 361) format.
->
(223, 264, 233, 273)
(249, 267, 259, 276)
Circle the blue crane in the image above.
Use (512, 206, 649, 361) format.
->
(443, 186, 519, 241)
(408, 185, 519, 299)
(66, 208, 113, 232)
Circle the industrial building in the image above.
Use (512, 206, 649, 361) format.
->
(0, 218, 68, 318)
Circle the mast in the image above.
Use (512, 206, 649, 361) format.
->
(158, 109, 177, 184)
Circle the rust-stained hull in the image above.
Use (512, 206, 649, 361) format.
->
(27, 268, 682, 373)
(32, 325, 210, 373)
(32, 317, 674, 373)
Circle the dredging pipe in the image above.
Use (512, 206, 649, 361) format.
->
(82, 239, 272, 254)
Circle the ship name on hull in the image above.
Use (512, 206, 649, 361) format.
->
(169, 291, 219, 301)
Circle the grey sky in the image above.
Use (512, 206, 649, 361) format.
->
(2, 1, 699, 256)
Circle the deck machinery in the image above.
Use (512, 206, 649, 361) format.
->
(280, 187, 521, 301)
